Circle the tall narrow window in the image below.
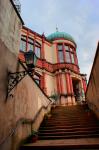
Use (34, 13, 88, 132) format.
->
(71, 53, 75, 63)
(28, 38, 34, 51)
(20, 35, 26, 52)
(28, 43, 33, 51)
(64, 44, 75, 64)
(58, 44, 64, 62)
(66, 51, 71, 63)
(35, 46, 40, 58)
(20, 40, 26, 52)
(64, 45, 69, 51)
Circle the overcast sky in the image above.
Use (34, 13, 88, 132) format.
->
(20, 0, 99, 80)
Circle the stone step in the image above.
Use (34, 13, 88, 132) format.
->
(39, 133, 99, 140)
(20, 138, 99, 150)
(42, 120, 97, 124)
(21, 105, 99, 149)
(41, 122, 98, 127)
(39, 126, 99, 133)
(40, 124, 99, 129)
(39, 130, 99, 136)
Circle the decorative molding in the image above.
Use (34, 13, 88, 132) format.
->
(19, 52, 80, 73)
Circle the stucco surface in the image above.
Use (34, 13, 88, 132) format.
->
(86, 44, 99, 118)
(0, 1, 51, 149)
(0, 0, 22, 55)
(0, 6, 50, 148)
(0, 39, 51, 150)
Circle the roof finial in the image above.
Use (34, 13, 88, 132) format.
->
(56, 26, 58, 32)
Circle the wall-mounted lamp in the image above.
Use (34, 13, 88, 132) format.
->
(8, 51, 37, 95)
(24, 50, 37, 69)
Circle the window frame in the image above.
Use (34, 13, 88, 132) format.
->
(64, 44, 75, 64)
(20, 35, 41, 58)
(20, 35, 27, 52)
(57, 44, 64, 63)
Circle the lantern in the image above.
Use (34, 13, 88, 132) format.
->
(24, 50, 37, 68)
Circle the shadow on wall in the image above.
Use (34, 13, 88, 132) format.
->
(0, 39, 20, 101)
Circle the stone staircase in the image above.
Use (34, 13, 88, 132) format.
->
(21, 105, 99, 149)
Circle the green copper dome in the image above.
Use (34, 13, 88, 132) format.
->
(47, 31, 75, 43)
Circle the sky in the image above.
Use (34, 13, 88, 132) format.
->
(20, 0, 99, 80)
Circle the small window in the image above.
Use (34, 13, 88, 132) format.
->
(28, 43, 34, 51)
(21, 35, 26, 40)
(66, 51, 71, 63)
(71, 54, 75, 63)
(58, 45, 62, 50)
(64, 45, 69, 51)
(58, 44, 64, 62)
(58, 51, 64, 62)
(28, 38, 34, 44)
(35, 46, 40, 58)
(20, 40, 26, 52)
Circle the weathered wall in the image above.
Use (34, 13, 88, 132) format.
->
(0, 0, 23, 55)
(0, 1, 51, 150)
(0, 40, 51, 150)
(86, 43, 99, 118)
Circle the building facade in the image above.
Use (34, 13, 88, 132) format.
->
(19, 26, 87, 105)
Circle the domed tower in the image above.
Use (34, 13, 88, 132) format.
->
(46, 31, 87, 105)
(19, 27, 87, 105)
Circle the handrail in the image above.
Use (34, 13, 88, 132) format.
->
(0, 101, 53, 146)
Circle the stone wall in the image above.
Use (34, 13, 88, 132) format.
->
(86, 43, 99, 118)
(0, 0, 23, 55)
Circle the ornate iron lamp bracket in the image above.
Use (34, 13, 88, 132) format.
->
(8, 71, 28, 94)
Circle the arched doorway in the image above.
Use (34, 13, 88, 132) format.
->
(72, 78, 82, 103)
